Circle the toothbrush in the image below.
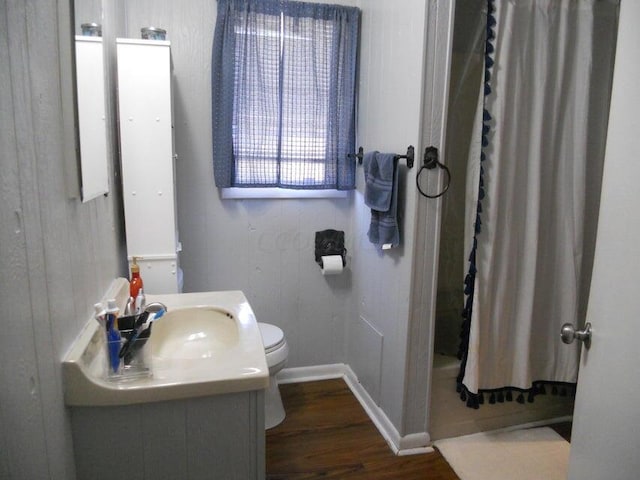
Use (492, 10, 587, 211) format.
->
(124, 322, 154, 365)
(120, 309, 164, 364)
(119, 311, 149, 359)
(107, 328, 121, 373)
(105, 299, 121, 373)
(149, 308, 165, 323)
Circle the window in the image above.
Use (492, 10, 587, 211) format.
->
(212, 0, 360, 191)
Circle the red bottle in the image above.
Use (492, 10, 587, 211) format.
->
(129, 257, 144, 302)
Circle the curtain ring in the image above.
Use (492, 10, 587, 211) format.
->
(416, 146, 451, 199)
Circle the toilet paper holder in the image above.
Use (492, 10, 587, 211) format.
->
(315, 229, 347, 268)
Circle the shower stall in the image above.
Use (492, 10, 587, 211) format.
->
(430, 0, 619, 440)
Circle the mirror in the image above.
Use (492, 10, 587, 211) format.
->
(73, 0, 110, 201)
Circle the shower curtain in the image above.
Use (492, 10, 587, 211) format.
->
(457, 0, 619, 407)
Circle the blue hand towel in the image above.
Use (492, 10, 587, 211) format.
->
(364, 152, 400, 247)
(364, 151, 395, 211)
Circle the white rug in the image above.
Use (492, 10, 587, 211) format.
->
(435, 427, 570, 480)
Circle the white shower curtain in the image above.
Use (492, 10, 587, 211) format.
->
(458, 0, 619, 406)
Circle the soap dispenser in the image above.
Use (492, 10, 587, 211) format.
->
(129, 257, 144, 309)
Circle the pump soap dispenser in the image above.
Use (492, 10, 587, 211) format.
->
(129, 257, 144, 311)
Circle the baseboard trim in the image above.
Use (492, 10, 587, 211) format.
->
(277, 364, 432, 456)
(342, 366, 432, 455)
(277, 364, 346, 384)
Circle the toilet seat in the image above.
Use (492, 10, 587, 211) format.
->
(259, 323, 285, 354)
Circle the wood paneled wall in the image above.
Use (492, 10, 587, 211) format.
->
(0, 0, 125, 478)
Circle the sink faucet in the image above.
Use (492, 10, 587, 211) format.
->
(125, 295, 153, 316)
(144, 302, 168, 315)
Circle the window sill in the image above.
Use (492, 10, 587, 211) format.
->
(221, 188, 349, 200)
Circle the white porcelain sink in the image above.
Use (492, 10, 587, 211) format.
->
(150, 306, 240, 360)
(62, 278, 269, 406)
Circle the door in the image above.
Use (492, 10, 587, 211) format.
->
(567, 3, 640, 479)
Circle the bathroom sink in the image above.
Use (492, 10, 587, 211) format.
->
(150, 306, 240, 360)
(62, 278, 269, 406)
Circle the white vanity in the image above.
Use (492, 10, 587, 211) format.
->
(63, 279, 268, 479)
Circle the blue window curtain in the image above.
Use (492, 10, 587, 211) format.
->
(212, 0, 360, 190)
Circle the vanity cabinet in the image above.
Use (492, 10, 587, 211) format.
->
(71, 391, 265, 479)
(65, 281, 268, 479)
(117, 38, 182, 293)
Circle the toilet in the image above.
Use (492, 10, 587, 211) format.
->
(258, 322, 289, 429)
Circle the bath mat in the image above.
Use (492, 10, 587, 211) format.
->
(434, 427, 570, 480)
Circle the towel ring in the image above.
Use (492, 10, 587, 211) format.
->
(416, 146, 451, 199)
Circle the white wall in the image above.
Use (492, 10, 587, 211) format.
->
(117, 0, 431, 435)
(348, 0, 428, 431)
(0, 1, 126, 478)
(117, 0, 350, 370)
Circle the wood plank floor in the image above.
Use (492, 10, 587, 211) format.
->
(266, 379, 460, 479)
(266, 378, 573, 479)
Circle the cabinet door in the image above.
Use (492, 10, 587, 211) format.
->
(76, 36, 109, 201)
(117, 40, 177, 257)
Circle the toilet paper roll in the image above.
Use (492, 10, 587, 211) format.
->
(321, 255, 344, 275)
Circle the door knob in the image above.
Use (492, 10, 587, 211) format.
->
(560, 322, 592, 348)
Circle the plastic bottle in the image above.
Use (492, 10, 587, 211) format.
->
(129, 257, 144, 309)
(135, 288, 145, 315)
(93, 303, 106, 329)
